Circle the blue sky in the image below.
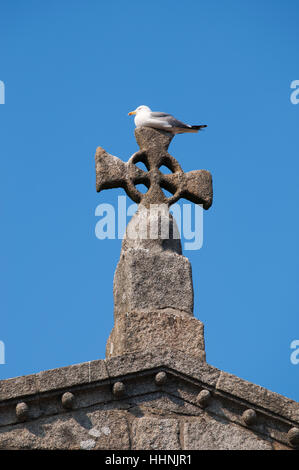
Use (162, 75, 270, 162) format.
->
(1, 0, 299, 401)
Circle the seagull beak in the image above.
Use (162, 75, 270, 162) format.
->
(128, 110, 136, 116)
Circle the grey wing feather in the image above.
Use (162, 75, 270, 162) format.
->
(150, 112, 171, 118)
(150, 112, 191, 129)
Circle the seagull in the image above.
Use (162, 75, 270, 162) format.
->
(128, 105, 207, 134)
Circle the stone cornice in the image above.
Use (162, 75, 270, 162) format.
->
(0, 349, 298, 448)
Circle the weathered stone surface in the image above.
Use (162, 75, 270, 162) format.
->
(132, 417, 180, 450)
(183, 415, 272, 450)
(96, 127, 213, 209)
(15, 402, 29, 422)
(60, 384, 111, 411)
(105, 348, 218, 386)
(0, 374, 37, 401)
(120, 203, 182, 255)
(106, 310, 205, 359)
(89, 359, 109, 383)
(196, 389, 211, 408)
(272, 441, 292, 450)
(105, 350, 165, 378)
(37, 362, 90, 393)
(200, 393, 262, 431)
(0, 398, 41, 428)
(61, 392, 75, 410)
(242, 408, 257, 426)
(287, 427, 299, 448)
(96, 127, 213, 360)
(0, 350, 297, 449)
(126, 392, 205, 418)
(112, 201, 193, 319)
(86, 410, 130, 450)
(155, 372, 167, 386)
(113, 250, 194, 319)
(112, 382, 126, 398)
(0, 409, 130, 450)
(216, 371, 299, 423)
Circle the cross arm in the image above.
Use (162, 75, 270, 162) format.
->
(95, 147, 127, 192)
(95, 147, 146, 202)
(162, 170, 213, 210)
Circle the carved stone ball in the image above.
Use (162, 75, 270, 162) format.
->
(61, 392, 75, 410)
(287, 427, 299, 447)
(113, 381, 126, 397)
(16, 402, 29, 422)
(155, 371, 167, 386)
(242, 409, 257, 426)
(196, 389, 211, 407)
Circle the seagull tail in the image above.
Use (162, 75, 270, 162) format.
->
(191, 125, 207, 131)
(172, 124, 208, 134)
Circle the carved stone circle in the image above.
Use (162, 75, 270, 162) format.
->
(95, 127, 213, 209)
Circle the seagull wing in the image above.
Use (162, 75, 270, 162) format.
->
(149, 112, 192, 130)
(150, 112, 171, 118)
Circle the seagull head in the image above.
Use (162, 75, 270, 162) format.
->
(128, 105, 151, 116)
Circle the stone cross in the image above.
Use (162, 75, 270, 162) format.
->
(95, 127, 213, 361)
(95, 127, 212, 209)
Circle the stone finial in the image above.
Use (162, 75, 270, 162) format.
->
(96, 127, 212, 209)
(61, 392, 75, 410)
(155, 371, 167, 386)
(196, 389, 211, 407)
(112, 381, 126, 397)
(242, 409, 257, 426)
(287, 427, 299, 447)
(95, 127, 213, 360)
(16, 402, 29, 422)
